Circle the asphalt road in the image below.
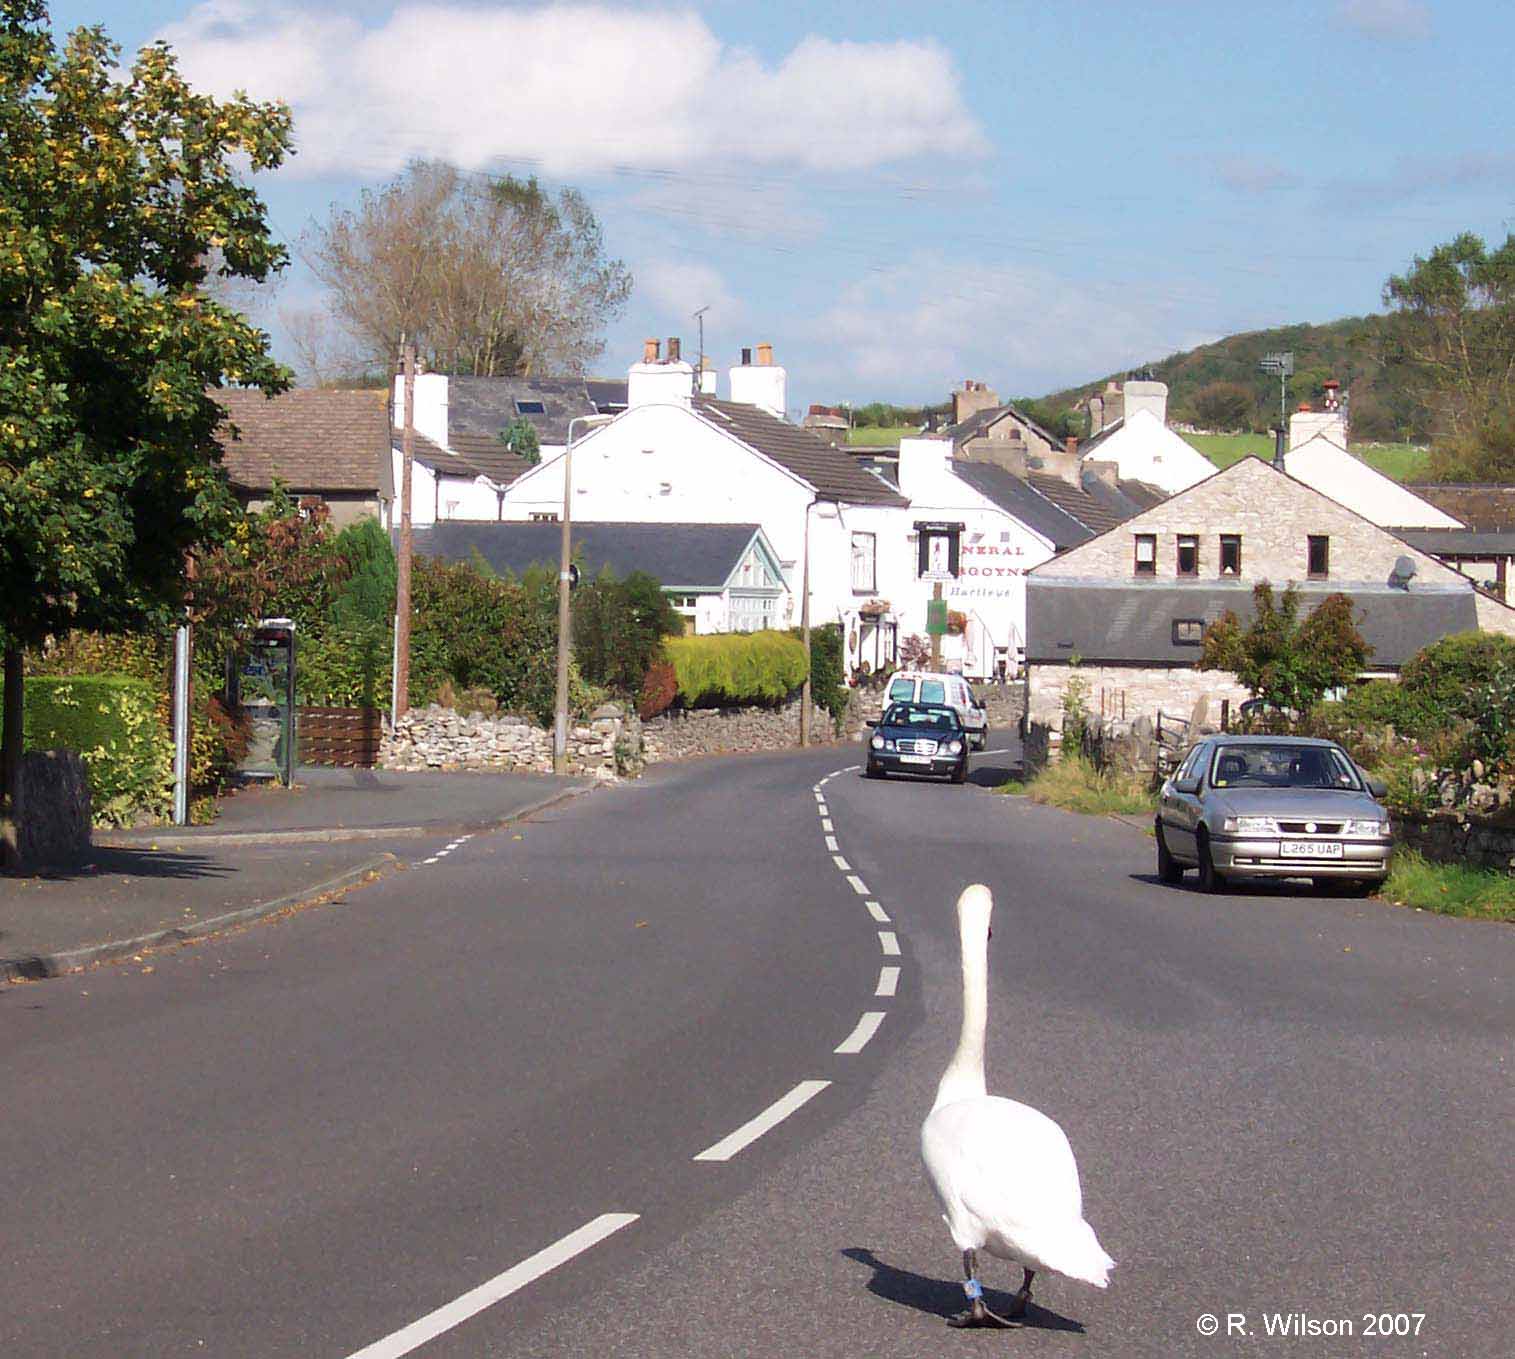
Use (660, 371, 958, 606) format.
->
(3, 741, 1511, 1357)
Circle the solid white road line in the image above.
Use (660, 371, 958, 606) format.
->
(346, 1213, 639, 1359)
(834, 1011, 885, 1054)
(878, 930, 900, 956)
(847, 875, 869, 896)
(876, 966, 900, 997)
(692, 1080, 831, 1162)
(825, 835, 839, 852)
(832, 855, 851, 871)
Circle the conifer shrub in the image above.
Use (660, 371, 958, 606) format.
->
(664, 632, 809, 706)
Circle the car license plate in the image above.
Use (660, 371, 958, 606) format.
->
(1280, 840, 1343, 859)
(899, 754, 931, 765)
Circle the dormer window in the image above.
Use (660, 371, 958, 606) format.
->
(1134, 533, 1157, 576)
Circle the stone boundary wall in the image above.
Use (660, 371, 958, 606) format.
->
(1027, 662, 1249, 733)
(644, 696, 841, 763)
(381, 704, 639, 780)
(1395, 811, 1515, 873)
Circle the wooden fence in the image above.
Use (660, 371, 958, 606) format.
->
(297, 706, 384, 767)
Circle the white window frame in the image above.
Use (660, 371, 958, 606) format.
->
(851, 532, 877, 593)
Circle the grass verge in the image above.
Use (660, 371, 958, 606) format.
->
(1380, 849, 1515, 922)
(1181, 432, 1430, 482)
(1015, 754, 1155, 818)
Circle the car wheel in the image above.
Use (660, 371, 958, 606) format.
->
(974, 727, 989, 751)
(865, 763, 883, 780)
(1197, 829, 1227, 894)
(1343, 879, 1379, 897)
(1156, 822, 1185, 884)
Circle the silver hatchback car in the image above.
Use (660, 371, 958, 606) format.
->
(1156, 735, 1392, 894)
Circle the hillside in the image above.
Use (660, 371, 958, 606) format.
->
(1036, 315, 1426, 442)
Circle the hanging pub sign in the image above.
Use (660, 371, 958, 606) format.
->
(915, 521, 963, 580)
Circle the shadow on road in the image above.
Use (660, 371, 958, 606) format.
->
(841, 1247, 1086, 1334)
(1128, 871, 1371, 900)
(3, 847, 229, 886)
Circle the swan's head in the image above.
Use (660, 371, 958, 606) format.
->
(956, 883, 993, 942)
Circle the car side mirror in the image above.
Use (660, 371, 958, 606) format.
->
(1366, 776, 1388, 799)
(1174, 777, 1201, 794)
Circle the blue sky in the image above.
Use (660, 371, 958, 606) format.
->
(47, 0, 1515, 412)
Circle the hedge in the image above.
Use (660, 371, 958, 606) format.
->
(664, 632, 809, 706)
(3, 675, 174, 826)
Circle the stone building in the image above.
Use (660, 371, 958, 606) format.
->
(1024, 455, 1515, 731)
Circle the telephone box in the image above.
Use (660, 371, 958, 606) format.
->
(231, 618, 297, 786)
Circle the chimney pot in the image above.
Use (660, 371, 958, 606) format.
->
(756, 342, 773, 367)
(667, 336, 681, 363)
(740, 346, 752, 366)
(643, 338, 660, 364)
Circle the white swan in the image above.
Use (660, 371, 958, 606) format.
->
(920, 883, 1114, 1327)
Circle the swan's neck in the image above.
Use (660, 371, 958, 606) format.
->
(932, 921, 988, 1112)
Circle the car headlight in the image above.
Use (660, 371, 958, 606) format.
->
(946, 740, 963, 755)
(1345, 818, 1388, 837)
(1221, 815, 1279, 834)
(870, 735, 884, 751)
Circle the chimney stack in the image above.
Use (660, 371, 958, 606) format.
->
(666, 336, 681, 363)
(729, 342, 787, 419)
(642, 337, 660, 364)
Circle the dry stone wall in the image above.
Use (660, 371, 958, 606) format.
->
(381, 704, 639, 780)
(643, 696, 841, 762)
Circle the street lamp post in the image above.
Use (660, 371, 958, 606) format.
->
(554, 413, 614, 774)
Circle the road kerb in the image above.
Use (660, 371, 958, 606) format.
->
(0, 853, 400, 983)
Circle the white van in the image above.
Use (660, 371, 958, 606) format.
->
(881, 671, 989, 750)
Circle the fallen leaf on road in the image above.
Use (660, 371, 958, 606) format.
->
(635, 920, 648, 928)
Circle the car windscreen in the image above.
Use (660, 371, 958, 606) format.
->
(1209, 743, 1362, 790)
(883, 705, 960, 732)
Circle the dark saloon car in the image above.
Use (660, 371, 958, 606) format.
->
(1156, 734, 1392, 894)
(866, 702, 969, 783)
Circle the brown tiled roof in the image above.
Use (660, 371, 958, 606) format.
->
(401, 431, 485, 479)
(445, 432, 534, 486)
(1025, 471, 1126, 534)
(216, 387, 389, 494)
(1405, 484, 1507, 530)
(692, 397, 907, 506)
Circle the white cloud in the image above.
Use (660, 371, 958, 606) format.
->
(159, 3, 988, 180)
(634, 258, 743, 328)
(806, 255, 1218, 400)
(1333, 0, 1432, 41)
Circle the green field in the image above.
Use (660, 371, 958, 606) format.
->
(848, 426, 917, 447)
(1182, 433, 1430, 482)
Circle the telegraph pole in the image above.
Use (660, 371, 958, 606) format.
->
(395, 341, 416, 719)
(800, 502, 812, 747)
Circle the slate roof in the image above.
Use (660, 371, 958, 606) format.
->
(946, 402, 1061, 450)
(215, 387, 389, 494)
(1405, 484, 1515, 531)
(1081, 472, 1168, 519)
(585, 379, 629, 413)
(1395, 528, 1515, 556)
(1026, 578, 1478, 668)
(413, 521, 771, 590)
(948, 460, 1096, 550)
(445, 376, 599, 445)
(1024, 470, 1128, 534)
(444, 432, 533, 485)
(692, 397, 907, 506)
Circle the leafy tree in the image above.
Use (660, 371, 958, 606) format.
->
(1190, 380, 1255, 431)
(305, 160, 632, 379)
(1200, 582, 1371, 719)
(0, 0, 292, 865)
(1384, 231, 1515, 477)
(500, 416, 541, 466)
(571, 569, 681, 696)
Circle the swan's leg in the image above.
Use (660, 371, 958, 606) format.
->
(1008, 1268, 1035, 1319)
(946, 1249, 1015, 1328)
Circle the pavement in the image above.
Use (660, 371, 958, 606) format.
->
(0, 765, 591, 982)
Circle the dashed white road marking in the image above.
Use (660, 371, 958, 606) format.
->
(814, 792, 826, 804)
(876, 966, 900, 997)
(422, 856, 442, 865)
(846, 875, 869, 896)
(834, 1011, 886, 1054)
(825, 835, 840, 852)
(693, 1080, 831, 1162)
(878, 930, 900, 956)
(865, 900, 889, 923)
(832, 855, 851, 872)
(821, 818, 833, 833)
(346, 1213, 639, 1359)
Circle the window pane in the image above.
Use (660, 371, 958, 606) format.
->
(921, 680, 946, 703)
(1220, 535, 1241, 575)
(1177, 535, 1198, 575)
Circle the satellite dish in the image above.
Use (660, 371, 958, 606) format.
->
(1389, 555, 1417, 588)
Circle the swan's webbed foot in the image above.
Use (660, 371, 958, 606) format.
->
(947, 1297, 1015, 1328)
